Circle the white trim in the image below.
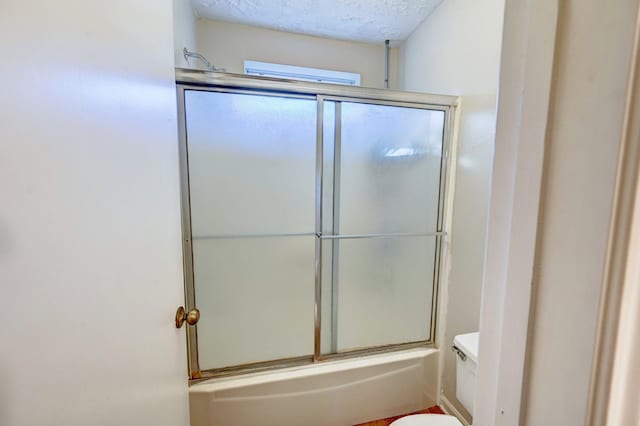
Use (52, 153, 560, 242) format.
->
(440, 395, 471, 426)
(587, 4, 640, 425)
(474, 0, 558, 425)
(435, 99, 461, 402)
(243, 60, 361, 86)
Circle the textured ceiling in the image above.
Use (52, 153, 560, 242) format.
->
(192, 0, 443, 44)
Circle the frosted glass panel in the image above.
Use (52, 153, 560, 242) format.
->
(338, 103, 444, 234)
(184, 90, 317, 236)
(194, 236, 315, 369)
(333, 236, 436, 352)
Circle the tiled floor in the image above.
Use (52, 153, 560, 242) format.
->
(354, 405, 446, 426)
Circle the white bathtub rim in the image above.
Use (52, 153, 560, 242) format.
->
(190, 347, 438, 394)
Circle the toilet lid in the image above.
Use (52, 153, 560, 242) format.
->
(389, 414, 464, 426)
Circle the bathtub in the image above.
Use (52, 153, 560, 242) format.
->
(189, 347, 440, 426)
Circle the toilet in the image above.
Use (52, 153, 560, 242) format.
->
(452, 332, 479, 416)
(389, 414, 463, 426)
(390, 332, 479, 426)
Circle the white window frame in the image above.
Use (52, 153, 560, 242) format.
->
(244, 60, 361, 86)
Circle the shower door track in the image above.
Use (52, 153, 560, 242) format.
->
(175, 68, 458, 381)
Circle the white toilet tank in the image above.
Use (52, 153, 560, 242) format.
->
(453, 332, 479, 415)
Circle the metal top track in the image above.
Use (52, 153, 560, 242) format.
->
(175, 68, 459, 107)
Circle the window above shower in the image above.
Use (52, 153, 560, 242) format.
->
(244, 60, 362, 86)
(177, 71, 454, 379)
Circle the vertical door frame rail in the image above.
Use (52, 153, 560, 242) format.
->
(175, 68, 459, 380)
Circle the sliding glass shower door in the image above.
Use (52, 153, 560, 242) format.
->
(184, 90, 317, 370)
(320, 101, 444, 354)
(178, 77, 452, 377)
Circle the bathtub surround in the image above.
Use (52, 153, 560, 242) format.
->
(184, 0, 496, 423)
(398, 0, 505, 421)
(189, 349, 439, 426)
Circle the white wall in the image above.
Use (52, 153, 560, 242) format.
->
(196, 19, 398, 89)
(0, 1, 189, 425)
(398, 0, 504, 421)
(173, 0, 198, 67)
(521, 0, 639, 424)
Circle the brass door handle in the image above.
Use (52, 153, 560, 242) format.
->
(175, 306, 200, 328)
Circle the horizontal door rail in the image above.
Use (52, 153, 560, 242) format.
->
(192, 232, 447, 240)
(192, 232, 316, 240)
(319, 231, 446, 240)
(176, 68, 459, 108)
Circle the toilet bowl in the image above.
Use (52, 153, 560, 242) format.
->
(389, 414, 463, 426)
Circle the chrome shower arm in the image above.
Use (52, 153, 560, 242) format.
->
(183, 47, 224, 72)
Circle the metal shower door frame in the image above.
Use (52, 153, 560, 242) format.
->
(175, 69, 457, 381)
